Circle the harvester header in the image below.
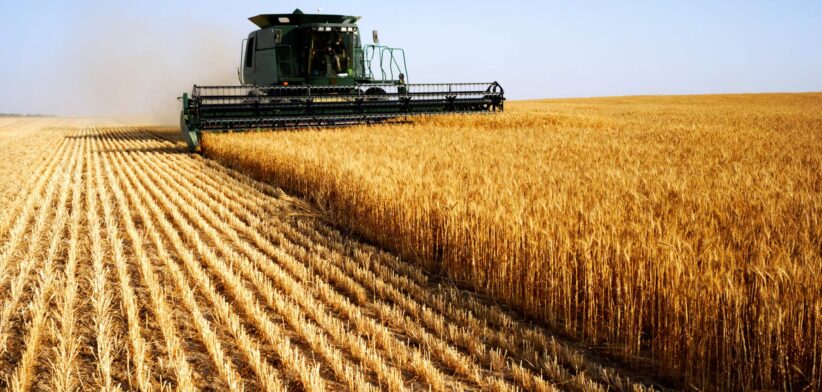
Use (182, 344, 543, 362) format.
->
(180, 8, 505, 151)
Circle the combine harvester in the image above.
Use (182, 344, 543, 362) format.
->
(180, 8, 505, 151)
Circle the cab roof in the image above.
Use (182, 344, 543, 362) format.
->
(249, 8, 361, 29)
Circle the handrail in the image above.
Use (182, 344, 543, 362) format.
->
(362, 44, 408, 83)
(363, 44, 385, 79)
(380, 47, 408, 83)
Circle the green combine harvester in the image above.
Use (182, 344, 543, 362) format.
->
(180, 9, 505, 152)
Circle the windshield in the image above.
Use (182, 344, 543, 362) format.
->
(306, 30, 355, 77)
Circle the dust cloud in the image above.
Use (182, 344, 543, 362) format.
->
(55, 14, 240, 124)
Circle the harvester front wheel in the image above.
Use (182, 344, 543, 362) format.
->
(364, 87, 388, 101)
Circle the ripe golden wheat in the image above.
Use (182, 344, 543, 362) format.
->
(204, 93, 822, 391)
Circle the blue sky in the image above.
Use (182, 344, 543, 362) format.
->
(1, 1, 820, 121)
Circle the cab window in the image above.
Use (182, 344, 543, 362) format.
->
(244, 37, 255, 68)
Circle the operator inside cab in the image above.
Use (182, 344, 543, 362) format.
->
(308, 29, 354, 77)
(331, 35, 349, 73)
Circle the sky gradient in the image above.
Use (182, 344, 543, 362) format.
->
(1, 1, 820, 121)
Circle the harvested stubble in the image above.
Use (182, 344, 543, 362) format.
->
(203, 94, 822, 391)
(0, 118, 100, 207)
(0, 120, 654, 391)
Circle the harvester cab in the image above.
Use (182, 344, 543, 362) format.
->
(241, 9, 399, 87)
(180, 8, 505, 152)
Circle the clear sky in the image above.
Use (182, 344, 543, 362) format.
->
(1, 1, 820, 121)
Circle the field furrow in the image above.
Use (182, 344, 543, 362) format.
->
(0, 137, 69, 239)
(91, 135, 160, 391)
(50, 129, 87, 392)
(0, 139, 74, 293)
(109, 156, 285, 392)
(3, 131, 82, 391)
(84, 130, 123, 391)
(98, 131, 245, 391)
(101, 143, 198, 392)
(120, 133, 428, 391)
(116, 138, 466, 391)
(101, 132, 327, 391)
(0, 119, 93, 208)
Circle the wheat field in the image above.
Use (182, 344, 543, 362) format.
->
(204, 94, 822, 391)
(0, 119, 663, 391)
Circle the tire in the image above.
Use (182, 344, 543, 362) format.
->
(364, 87, 388, 101)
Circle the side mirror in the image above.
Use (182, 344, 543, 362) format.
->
(372, 30, 379, 45)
